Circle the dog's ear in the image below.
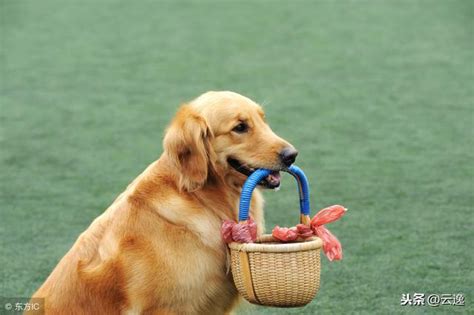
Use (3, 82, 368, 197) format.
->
(163, 105, 215, 192)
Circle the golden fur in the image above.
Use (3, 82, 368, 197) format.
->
(31, 91, 296, 315)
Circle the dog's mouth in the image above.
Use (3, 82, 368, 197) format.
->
(227, 158, 281, 189)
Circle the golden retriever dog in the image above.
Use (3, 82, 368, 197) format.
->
(31, 91, 298, 314)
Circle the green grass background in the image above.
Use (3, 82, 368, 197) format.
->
(1, 0, 472, 314)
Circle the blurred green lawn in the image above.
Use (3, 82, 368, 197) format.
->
(1, 0, 472, 314)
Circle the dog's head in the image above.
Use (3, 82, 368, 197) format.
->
(163, 91, 297, 192)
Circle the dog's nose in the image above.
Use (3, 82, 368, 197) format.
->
(280, 147, 298, 167)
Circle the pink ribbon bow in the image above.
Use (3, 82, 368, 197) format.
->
(221, 205, 347, 261)
(273, 205, 347, 261)
(221, 217, 257, 243)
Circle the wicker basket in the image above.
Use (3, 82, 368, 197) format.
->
(229, 165, 322, 307)
(229, 235, 322, 307)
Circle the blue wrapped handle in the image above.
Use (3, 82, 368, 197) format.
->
(238, 165, 311, 222)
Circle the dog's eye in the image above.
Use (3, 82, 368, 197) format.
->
(232, 122, 248, 133)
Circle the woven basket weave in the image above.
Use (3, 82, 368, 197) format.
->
(229, 234, 322, 307)
(229, 165, 322, 307)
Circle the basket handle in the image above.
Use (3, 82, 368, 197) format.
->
(238, 165, 311, 224)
